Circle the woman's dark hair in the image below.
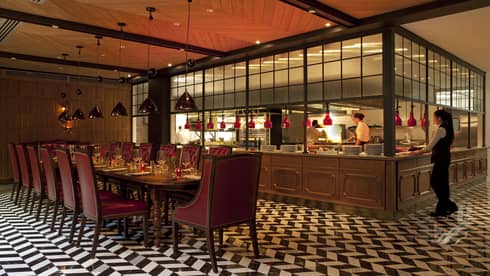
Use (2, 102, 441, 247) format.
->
(434, 109, 454, 143)
(312, 120, 320, 128)
(353, 113, 364, 120)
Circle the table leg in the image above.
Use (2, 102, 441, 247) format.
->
(150, 188, 162, 247)
(163, 192, 169, 225)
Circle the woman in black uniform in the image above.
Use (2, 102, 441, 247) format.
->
(412, 110, 458, 217)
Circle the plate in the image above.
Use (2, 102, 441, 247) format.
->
(102, 167, 127, 172)
(125, 171, 151, 176)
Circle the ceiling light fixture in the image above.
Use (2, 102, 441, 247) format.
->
(255, 40, 261, 45)
(175, 0, 197, 112)
(308, 8, 316, 13)
(168, 63, 172, 67)
(71, 45, 85, 120)
(10, 57, 16, 60)
(89, 36, 104, 119)
(325, 22, 331, 27)
(206, 8, 214, 13)
(111, 22, 129, 117)
(58, 53, 74, 130)
(51, 24, 59, 29)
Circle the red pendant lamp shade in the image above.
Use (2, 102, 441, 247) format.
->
(233, 115, 241, 129)
(305, 116, 312, 128)
(184, 115, 191, 129)
(323, 112, 333, 126)
(281, 114, 291, 129)
(248, 115, 256, 129)
(407, 104, 417, 127)
(395, 111, 402, 126)
(207, 117, 214, 129)
(421, 112, 427, 128)
(220, 115, 226, 129)
(264, 114, 272, 129)
(195, 118, 202, 130)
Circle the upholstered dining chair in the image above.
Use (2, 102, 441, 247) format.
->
(158, 144, 177, 160)
(99, 145, 110, 159)
(121, 142, 134, 163)
(208, 146, 232, 157)
(108, 142, 121, 159)
(39, 147, 62, 231)
(26, 146, 46, 220)
(180, 145, 201, 169)
(74, 151, 149, 258)
(15, 145, 31, 207)
(8, 143, 21, 201)
(139, 143, 153, 163)
(173, 154, 262, 273)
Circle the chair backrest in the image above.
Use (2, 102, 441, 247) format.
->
(208, 146, 232, 157)
(160, 144, 177, 158)
(100, 145, 110, 158)
(74, 151, 99, 219)
(121, 142, 134, 162)
(181, 145, 201, 169)
(139, 143, 153, 163)
(208, 154, 261, 227)
(15, 144, 30, 187)
(26, 146, 43, 193)
(39, 147, 59, 201)
(7, 143, 20, 183)
(56, 149, 77, 209)
(109, 142, 121, 158)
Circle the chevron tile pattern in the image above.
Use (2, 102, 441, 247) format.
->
(0, 181, 489, 275)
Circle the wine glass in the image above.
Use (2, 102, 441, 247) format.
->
(132, 148, 142, 164)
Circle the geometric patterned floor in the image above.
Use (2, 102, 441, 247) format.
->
(0, 181, 489, 276)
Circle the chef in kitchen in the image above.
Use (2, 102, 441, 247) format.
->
(351, 113, 370, 146)
(307, 120, 327, 144)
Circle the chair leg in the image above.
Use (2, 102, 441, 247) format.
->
(15, 186, 23, 205)
(123, 218, 129, 239)
(10, 182, 16, 201)
(249, 220, 259, 257)
(91, 218, 102, 259)
(77, 216, 86, 246)
(143, 214, 149, 247)
(172, 221, 179, 253)
(24, 186, 32, 211)
(51, 201, 59, 232)
(218, 228, 224, 247)
(70, 209, 79, 243)
(163, 193, 169, 225)
(206, 229, 218, 273)
(30, 192, 36, 215)
(36, 192, 44, 221)
(43, 200, 51, 224)
(59, 206, 67, 236)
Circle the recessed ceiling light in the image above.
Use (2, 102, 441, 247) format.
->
(179, 48, 185, 51)
(255, 40, 261, 45)
(10, 57, 16, 60)
(51, 24, 59, 29)
(100, 53, 106, 57)
(127, 74, 132, 78)
(206, 8, 214, 13)
(120, 45, 126, 49)
(325, 22, 331, 27)
(173, 22, 181, 27)
(308, 8, 316, 13)
(113, 69, 118, 72)
(168, 63, 172, 67)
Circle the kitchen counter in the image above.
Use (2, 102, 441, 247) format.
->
(258, 147, 487, 218)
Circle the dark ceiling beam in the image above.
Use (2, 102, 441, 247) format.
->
(361, 0, 490, 26)
(279, 0, 359, 27)
(0, 51, 146, 74)
(0, 8, 226, 57)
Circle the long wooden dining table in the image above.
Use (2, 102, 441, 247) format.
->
(95, 168, 200, 247)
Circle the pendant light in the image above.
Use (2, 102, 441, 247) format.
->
(323, 103, 333, 126)
(395, 99, 402, 126)
(195, 113, 202, 130)
(264, 113, 272, 129)
(407, 103, 417, 127)
(184, 114, 191, 129)
(175, 0, 197, 111)
(421, 112, 427, 128)
(234, 112, 241, 129)
(89, 36, 104, 119)
(248, 112, 256, 129)
(305, 115, 312, 128)
(207, 113, 214, 129)
(71, 45, 85, 120)
(281, 107, 291, 129)
(57, 53, 73, 130)
(111, 22, 129, 117)
(138, 7, 159, 114)
(219, 114, 226, 129)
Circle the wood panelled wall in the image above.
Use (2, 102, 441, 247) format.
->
(0, 71, 131, 181)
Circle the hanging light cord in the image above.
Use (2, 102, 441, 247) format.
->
(95, 37, 101, 92)
(119, 25, 123, 81)
(147, 10, 152, 70)
(77, 47, 82, 83)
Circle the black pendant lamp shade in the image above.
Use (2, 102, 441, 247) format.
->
(175, 90, 197, 111)
(58, 110, 71, 122)
(88, 106, 103, 119)
(71, 108, 85, 120)
(111, 102, 128, 117)
(138, 97, 158, 114)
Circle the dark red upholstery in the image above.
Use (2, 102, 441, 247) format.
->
(27, 146, 43, 194)
(208, 146, 232, 157)
(100, 197, 147, 216)
(56, 149, 77, 209)
(74, 152, 99, 219)
(139, 143, 152, 163)
(16, 145, 31, 188)
(121, 142, 134, 162)
(109, 142, 121, 158)
(180, 145, 201, 169)
(8, 143, 20, 183)
(100, 145, 109, 158)
(159, 144, 177, 159)
(39, 148, 59, 202)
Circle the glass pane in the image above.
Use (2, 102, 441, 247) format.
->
(395, 55, 403, 76)
(307, 63, 323, 83)
(194, 72, 203, 84)
(261, 55, 274, 73)
(308, 82, 323, 101)
(342, 58, 361, 78)
(342, 38, 361, 59)
(324, 61, 340, 81)
(403, 57, 411, 78)
(132, 116, 149, 144)
(261, 72, 273, 88)
(205, 82, 213, 96)
(234, 62, 246, 77)
(412, 61, 420, 81)
(342, 78, 361, 98)
(249, 74, 260, 90)
(307, 45, 323, 64)
(274, 87, 289, 103)
(363, 54, 382, 76)
(224, 64, 234, 78)
(213, 94, 223, 109)
(289, 67, 303, 85)
(224, 78, 234, 93)
(362, 34, 382, 55)
(214, 80, 224, 94)
(235, 92, 246, 107)
(395, 33, 403, 55)
(274, 52, 289, 70)
(170, 76, 178, 88)
(395, 76, 403, 96)
(205, 68, 214, 82)
(404, 78, 412, 98)
(235, 77, 246, 91)
(289, 50, 303, 67)
(214, 66, 224, 80)
(412, 81, 420, 100)
(403, 37, 412, 58)
(275, 69, 288, 87)
(261, 88, 274, 105)
(289, 85, 304, 103)
(249, 58, 261, 74)
(363, 76, 382, 96)
(325, 80, 341, 100)
(323, 41, 341, 62)
(224, 93, 234, 108)
(249, 90, 260, 106)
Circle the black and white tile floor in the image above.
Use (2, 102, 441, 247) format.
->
(0, 181, 489, 275)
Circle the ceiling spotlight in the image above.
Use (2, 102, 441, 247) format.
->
(168, 63, 172, 67)
(127, 74, 132, 78)
(173, 22, 181, 27)
(10, 57, 16, 60)
(51, 24, 59, 29)
(255, 40, 261, 45)
(308, 8, 316, 13)
(187, 59, 195, 68)
(206, 8, 214, 13)
(120, 45, 126, 49)
(325, 22, 331, 27)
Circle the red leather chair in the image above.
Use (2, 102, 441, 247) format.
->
(173, 154, 262, 273)
(180, 145, 201, 169)
(74, 151, 149, 258)
(121, 142, 134, 163)
(15, 145, 31, 208)
(39, 148, 62, 231)
(158, 144, 177, 160)
(139, 143, 153, 163)
(26, 146, 46, 220)
(109, 142, 121, 159)
(99, 145, 110, 159)
(208, 146, 232, 157)
(8, 143, 21, 201)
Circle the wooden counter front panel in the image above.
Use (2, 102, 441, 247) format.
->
(339, 159, 385, 209)
(270, 156, 302, 194)
(259, 155, 272, 191)
(302, 157, 339, 200)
